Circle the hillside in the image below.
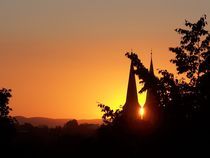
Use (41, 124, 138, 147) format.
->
(15, 116, 102, 127)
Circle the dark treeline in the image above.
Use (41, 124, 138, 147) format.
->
(1, 118, 100, 157)
(0, 15, 210, 158)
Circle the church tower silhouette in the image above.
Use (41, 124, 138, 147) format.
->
(122, 60, 140, 120)
(145, 52, 155, 110)
(122, 51, 157, 122)
(144, 52, 159, 123)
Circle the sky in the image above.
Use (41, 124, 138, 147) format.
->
(0, 0, 210, 119)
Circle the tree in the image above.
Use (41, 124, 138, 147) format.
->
(169, 15, 210, 119)
(169, 15, 210, 86)
(98, 103, 122, 126)
(63, 119, 78, 129)
(0, 88, 16, 143)
(0, 88, 12, 118)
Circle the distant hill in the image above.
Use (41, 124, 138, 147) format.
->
(15, 116, 102, 128)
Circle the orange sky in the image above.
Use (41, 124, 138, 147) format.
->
(0, 0, 209, 119)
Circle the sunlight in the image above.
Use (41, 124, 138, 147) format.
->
(137, 90, 146, 120)
(139, 106, 145, 120)
(138, 92, 146, 107)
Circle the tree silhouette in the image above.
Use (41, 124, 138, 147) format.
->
(170, 15, 210, 86)
(169, 15, 210, 121)
(0, 88, 16, 144)
(63, 119, 78, 129)
(98, 103, 122, 126)
(0, 88, 12, 118)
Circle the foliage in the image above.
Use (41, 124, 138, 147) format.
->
(98, 103, 122, 126)
(0, 88, 12, 118)
(63, 119, 79, 129)
(0, 88, 17, 143)
(169, 15, 210, 120)
(169, 15, 210, 86)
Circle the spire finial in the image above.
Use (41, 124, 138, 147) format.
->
(151, 49, 153, 57)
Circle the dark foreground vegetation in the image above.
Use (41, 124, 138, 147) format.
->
(1, 116, 209, 157)
(0, 16, 210, 157)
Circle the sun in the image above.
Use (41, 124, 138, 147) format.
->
(139, 106, 145, 119)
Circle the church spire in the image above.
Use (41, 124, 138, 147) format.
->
(125, 61, 138, 104)
(150, 50, 154, 75)
(123, 60, 140, 120)
(144, 50, 160, 123)
(146, 50, 155, 107)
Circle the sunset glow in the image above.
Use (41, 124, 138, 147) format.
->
(0, 0, 209, 119)
(139, 106, 145, 120)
